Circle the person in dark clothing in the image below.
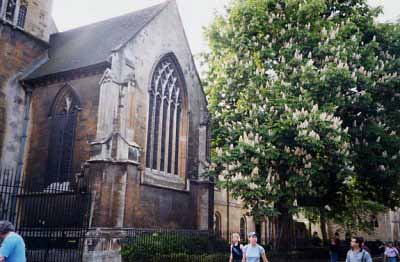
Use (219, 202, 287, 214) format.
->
(329, 238, 340, 262)
(360, 237, 371, 254)
(334, 232, 341, 245)
(311, 231, 322, 246)
(230, 233, 243, 262)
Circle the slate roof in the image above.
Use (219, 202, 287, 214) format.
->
(26, 2, 168, 80)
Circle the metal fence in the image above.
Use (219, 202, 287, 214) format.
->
(0, 167, 91, 262)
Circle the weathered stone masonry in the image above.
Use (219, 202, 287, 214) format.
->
(0, 22, 47, 166)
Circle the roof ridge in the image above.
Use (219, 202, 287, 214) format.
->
(25, 1, 172, 80)
(53, 2, 168, 37)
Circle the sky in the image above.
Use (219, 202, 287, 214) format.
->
(53, 0, 399, 56)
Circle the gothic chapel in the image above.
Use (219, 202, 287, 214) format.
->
(0, 0, 212, 261)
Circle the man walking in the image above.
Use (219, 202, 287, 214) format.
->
(345, 237, 372, 262)
(0, 221, 26, 262)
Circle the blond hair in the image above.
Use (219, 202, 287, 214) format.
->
(231, 233, 241, 242)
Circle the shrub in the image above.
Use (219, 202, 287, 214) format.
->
(121, 233, 229, 261)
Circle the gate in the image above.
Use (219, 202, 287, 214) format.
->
(0, 167, 91, 262)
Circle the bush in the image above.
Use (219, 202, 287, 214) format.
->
(122, 253, 229, 262)
(121, 233, 229, 261)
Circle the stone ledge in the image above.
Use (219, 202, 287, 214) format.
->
(83, 250, 121, 262)
(142, 168, 189, 192)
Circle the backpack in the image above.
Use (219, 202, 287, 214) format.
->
(361, 250, 365, 262)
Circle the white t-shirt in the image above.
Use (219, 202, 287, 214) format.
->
(385, 247, 399, 258)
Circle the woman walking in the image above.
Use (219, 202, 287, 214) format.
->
(243, 232, 269, 262)
(229, 233, 243, 262)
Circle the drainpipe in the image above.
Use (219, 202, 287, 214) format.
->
(9, 85, 32, 222)
(15, 86, 32, 183)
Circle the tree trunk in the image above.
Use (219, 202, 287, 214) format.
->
(320, 207, 328, 244)
(276, 202, 293, 250)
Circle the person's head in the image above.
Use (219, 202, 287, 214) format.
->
(0, 221, 15, 239)
(248, 232, 258, 245)
(351, 237, 364, 249)
(313, 231, 318, 236)
(388, 242, 393, 248)
(231, 233, 240, 244)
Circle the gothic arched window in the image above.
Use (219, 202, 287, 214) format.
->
(214, 212, 222, 238)
(146, 54, 186, 176)
(47, 85, 80, 185)
(5, 0, 16, 21)
(240, 217, 247, 241)
(17, 4, 27, 28)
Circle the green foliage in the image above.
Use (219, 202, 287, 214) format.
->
(205, 0, 400, 233)
(121, 233, 228, 261)
(122, 253, 229, 262)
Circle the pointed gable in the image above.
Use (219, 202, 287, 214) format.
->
(26, 2, 168, 80)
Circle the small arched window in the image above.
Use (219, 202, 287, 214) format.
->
(5, 0, 16, 21)
(240, 217, 247, 241)
(146, 53, 187, 176)
(47, 85, 80, 185)
(371, 215, 379, 228)
(17, 5, 27, 28)
(214, 212, 222, 238)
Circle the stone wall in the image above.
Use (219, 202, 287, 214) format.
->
(120, 0, 209, 181)
(324, 210, 400, 242)
(23, 0, 55, 41)
(0, 23, 47, 167)
(214, 188, 257, 241)
(25, 74, 101, 183)
(0, 0, 55, 42)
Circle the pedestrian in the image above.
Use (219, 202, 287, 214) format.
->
(334, 232, 341, 245)
(230, 233, 243, 262)
(385, 242, 400, 262)
(0, 221, 26, 262)
(345, 237, 372, 262)
(378, 240, 386, 258)
(311, 231, 322, 246)
(395, 241, 400, 254)
(243, 232, 269, 262)
(360, 237, 371, 254)
(329, 238, 340, 262)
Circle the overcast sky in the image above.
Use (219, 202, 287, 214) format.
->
(53, 0, 399, 55)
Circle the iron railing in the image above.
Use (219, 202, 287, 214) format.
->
(0, 167, 91, 262)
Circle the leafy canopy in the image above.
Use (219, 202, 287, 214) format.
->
(205, 0, 400, 230)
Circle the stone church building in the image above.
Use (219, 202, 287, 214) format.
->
(0, 0, 399, 261)
(0, 0, 213, 261)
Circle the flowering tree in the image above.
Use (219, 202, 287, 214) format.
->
(205, 0, 400, 247)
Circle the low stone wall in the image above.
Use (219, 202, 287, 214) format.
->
(82, 228, 126, 262)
